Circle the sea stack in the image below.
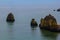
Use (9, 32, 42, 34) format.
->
(6, 12, 15, 22)
(31, 18, 38, 27)
(57, 8, 60, 12)
(39, 14, 60, 32)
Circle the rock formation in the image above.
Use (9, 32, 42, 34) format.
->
(31, 18, 38, 27)
(39, 14, 60, 32)
(6, 13, 15, 22)
(57, 8, 60, 12)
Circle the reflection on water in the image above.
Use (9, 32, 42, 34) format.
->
(7, 22, 15, 40)
(29, 27, 41, 40)
(40, 29, 58, 40)
(31, 27, 37, 36)
(31, 26, 38, 30)
(7, 22, 14, 25)
(30, 26, 38, 35)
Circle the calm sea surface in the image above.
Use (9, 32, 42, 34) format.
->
(0, 8, 60, 40)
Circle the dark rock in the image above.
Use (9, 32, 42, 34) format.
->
(6, 13, 15, 22)
(30, 18, 38, 27)
(57, 8, 60, 12)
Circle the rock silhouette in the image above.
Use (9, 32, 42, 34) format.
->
(31, 18, 38, 27)
(57, 8, 60, 12)
(6, 13, 15, 22)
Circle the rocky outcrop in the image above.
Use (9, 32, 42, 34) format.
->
(6, 13, 15, 22)
(57, 8, 60, 12)
(31, 18, 38, 27)
(39, 14, 60, 32)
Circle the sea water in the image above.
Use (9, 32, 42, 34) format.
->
(0, 8, 60, 40)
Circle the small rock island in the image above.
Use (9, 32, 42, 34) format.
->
(57, 8, 60, 12)
(31, 18, 38, 27)
(6, 13, 15, 22)
(39, 14, 60, 32)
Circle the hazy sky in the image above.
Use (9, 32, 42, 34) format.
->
(0, 0, 60, 8)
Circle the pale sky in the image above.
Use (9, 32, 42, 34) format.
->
(0, 0, 60, 8)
